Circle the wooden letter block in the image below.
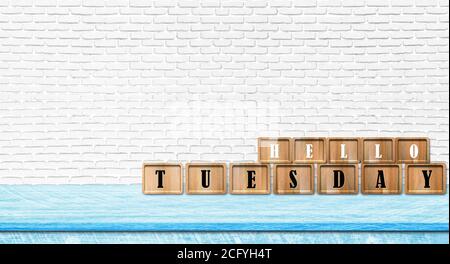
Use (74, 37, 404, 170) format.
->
(274, 164, 314, 194)
(362, 164, 401, 194)
(318, 164, 358, 194)
(396, 138, 430, 163)
(186, 163, 226, 194)
(293, 137, 327, 164)
(362, 138, 396, 164)
(258, 137, 291, 163)
(142, 163, 182, 194)
(327, 138, 361, 164)
(406, 163, 446, 194)
(230, 163, 270, 194)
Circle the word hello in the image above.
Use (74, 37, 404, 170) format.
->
(142, 137, 447, 195)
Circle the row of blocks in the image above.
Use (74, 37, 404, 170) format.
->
(142, 136, 446, 195)
(257, 137, 431, 164)
(142, 163, 446, 195)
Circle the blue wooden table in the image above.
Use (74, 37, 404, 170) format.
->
(0, 185, 448, 243)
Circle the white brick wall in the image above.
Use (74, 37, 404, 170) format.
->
(0, 0, 448, 184)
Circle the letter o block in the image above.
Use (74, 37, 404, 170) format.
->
(396, 138, 430, 163)
(142, 163, 182, 194)
(318, 164, 358, 194)
(230, 163, 270, 194)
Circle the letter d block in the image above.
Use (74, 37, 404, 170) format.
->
(406, 164, 446, 194)
(186, 163, 226, 194)
(396, 138, 430, 163)
(362, 164, 401, 194)
(230, 163, 270, 194)
(142, 163, 182, 194)
(318, 164, 358, 194)
(258, 137, 292, 163)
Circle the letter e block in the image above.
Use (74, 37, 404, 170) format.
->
(318, 164, 358, 194)
(396, 138, 430, 163)
(327, 138, 361, 164)
(362, 138, 396, 164)
(293, 137, 327, 163)
(362, 164, 401, 194)
(142, 163, 182, 194)
(274, 164, 314, 194)
(258, 137, 292, 163)
(406, 163, 446, 194)
(186, 163, 226, 194)
(230, 163, 270, 194)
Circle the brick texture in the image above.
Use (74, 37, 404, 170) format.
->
(0, 0, 448, 184)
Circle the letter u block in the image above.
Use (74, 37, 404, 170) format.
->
(142, 163, 183, 194)
(230, 163, 270, 194)
(186, 163, 226, 194)
(258, 137, 292, 163)
(318, 164, 358, 194)
(396, 137, 430, 163)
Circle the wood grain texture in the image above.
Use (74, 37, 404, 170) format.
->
(406, 163, 446, 194)
(362, 138, 396, 164)
(186, 163, 226, 194)
(318, 164, 358, 194)
(258, 137, 292, 163)
(142, 163, 182, 194)
(362, 164, 401, 194)
(396, 138, 430, 163)
(230, 163, 270, 194)
(274, 164, 314, 194)
(0, 185, 448, 231)
(327, 138, 361, 164)
(293, 138, 327, 164)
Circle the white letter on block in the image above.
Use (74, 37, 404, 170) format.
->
(270, 144, 279, 159)
(340, 144, 348, 159)
(410, 144, 419, 159)
(375, 144, 383, 159)
(306, 144, 313, 159)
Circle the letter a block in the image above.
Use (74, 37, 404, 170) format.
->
(230, 163, 270, 194)
(142, 163, 182, 194)
(362, 138, 396, 164)
(186, 163, 226, 194)
(327, 138, 361, 164)
(406, 163, 446, 194)
(274, 164, 314, 194)
(318, 164, 358, 194)
(293, 138, 327, 164)
(362, 164, 401, 194)
(396, 138, 430, 163)
(258, 137, 291, 163)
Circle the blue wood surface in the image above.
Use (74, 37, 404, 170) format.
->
(0, 185, 448, 231)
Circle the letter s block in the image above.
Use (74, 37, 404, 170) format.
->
(318, 164, 358, 194)
(186, 163, 226, 194)
(142, 163, 183, 194)
(396, 138, 430, 163)
(258, 137, 292, 163)
(230, 163, 270, 194)
(406, 163, 446, 194)
(274, 164, 314, 194)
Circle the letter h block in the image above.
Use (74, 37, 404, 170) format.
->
(258, 137, 292, 163)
